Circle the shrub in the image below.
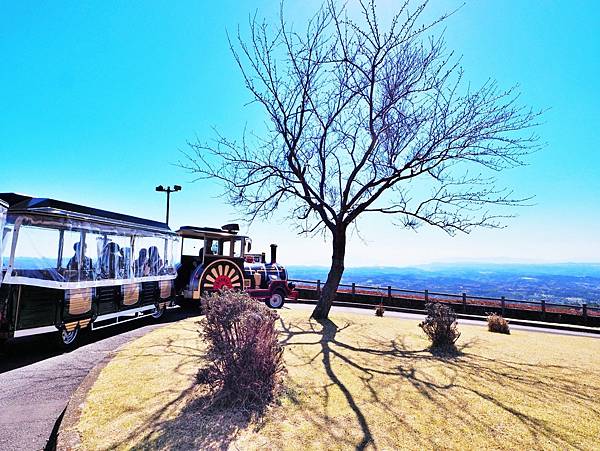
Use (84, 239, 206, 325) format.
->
(375, 302, 385, 317)
(199, 289, 284, 410)
(487, 313, 510, 334)
(419, 302, 461, 353)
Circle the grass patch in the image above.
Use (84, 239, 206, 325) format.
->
(77, 309, 600, 450)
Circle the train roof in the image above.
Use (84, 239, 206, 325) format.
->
(177, 225, 245, 239)
(0, 193, 173, 234)
(0, 198, 7, 209)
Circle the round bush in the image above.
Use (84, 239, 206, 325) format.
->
(419, 302, 461, 353)
(487, 313, 511, 334)
(200, 289, 285, 410)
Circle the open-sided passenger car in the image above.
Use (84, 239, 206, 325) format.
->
(0, 193, 180, 348)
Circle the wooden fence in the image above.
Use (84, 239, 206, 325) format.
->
(289, 279, 600, 328)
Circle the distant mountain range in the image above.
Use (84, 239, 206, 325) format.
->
(286, 263, 600, 306)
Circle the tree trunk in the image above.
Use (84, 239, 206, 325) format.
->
(311, 227, 346, 320)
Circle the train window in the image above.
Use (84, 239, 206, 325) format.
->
(61, 231, 81, 268)
(222, 239, 233, 257)
(133, 246, 148, 277)
(84, 232, 104, 281)
(135, 236, 165, 276)
(61, 230, 83, 281)
(13, 225, 61, 280)
(2, 211, 177, 287)
(172, 237, 181, 268)
(208, 239, 219, 255)
(182, 237, 202, 256)
(233, 238, 243, 257)
(121, 239, 134, 279)
(1, 224, 13, 272)
(163, 236, 180, 275)
(98, 235, 130, 280)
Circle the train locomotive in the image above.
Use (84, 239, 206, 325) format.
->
(175, 225, 298, 308)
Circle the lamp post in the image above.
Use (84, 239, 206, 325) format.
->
(155, 185, 181, 225)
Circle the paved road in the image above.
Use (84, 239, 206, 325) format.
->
(288, 303, 600, 339)
(0, 309, 196, 451)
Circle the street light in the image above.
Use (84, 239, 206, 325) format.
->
(155, 184, 182, 225)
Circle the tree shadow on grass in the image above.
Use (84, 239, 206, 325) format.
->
(128, 390, 254, 450)
(317, 318, 374, 450)
(112, 317, 288, 450)
(99, 320, 255, 450)
(101, 315, 600, 450)
(277, 316, 600, 450)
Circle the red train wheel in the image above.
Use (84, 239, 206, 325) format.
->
(200, 259, 244, 294)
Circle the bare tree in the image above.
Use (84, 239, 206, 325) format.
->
(181, 0, 542, 320)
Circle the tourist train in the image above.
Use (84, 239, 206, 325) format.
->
(175, 225, 297, 309)
(0, 193, 297, 348)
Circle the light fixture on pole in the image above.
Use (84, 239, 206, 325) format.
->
(155, 184, 181, 225)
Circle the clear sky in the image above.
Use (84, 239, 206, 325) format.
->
(1, 1, 599, 267)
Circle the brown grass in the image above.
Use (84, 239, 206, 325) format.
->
(76, 309, 600, 450)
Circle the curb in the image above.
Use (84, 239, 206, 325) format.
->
(55, 354, 114, 450)
(52, 312, 194, 449)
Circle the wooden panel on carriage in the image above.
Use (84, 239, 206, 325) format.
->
(159, 280, 172, 299)
(122, 283, 140, 306)
(66, 287, 93, 316)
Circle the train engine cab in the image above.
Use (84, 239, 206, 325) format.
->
(175, 225, 297, 308)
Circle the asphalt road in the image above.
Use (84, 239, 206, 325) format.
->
(0, 309, 196, 451)
(1, 301, 597, 451)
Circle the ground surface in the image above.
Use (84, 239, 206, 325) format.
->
(0, 310, 192, 451)
(75, 307, 600, 450)
(294, 303, 600, 338)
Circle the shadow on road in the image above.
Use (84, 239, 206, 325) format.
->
(0, 308, 200, 374)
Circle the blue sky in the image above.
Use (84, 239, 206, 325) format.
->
(1, 1, 599, 266)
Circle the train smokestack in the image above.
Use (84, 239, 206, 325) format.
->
(270, 244, 277, 263)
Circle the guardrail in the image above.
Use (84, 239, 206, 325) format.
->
(289, 278, 600, 328)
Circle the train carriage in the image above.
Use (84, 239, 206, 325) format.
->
(175, 225, 298, 308)
(0, 193, 180, 348)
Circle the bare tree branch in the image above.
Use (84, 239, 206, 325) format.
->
(178, 0, 543, 319)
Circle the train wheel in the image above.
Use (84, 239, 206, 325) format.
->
(56, 327, 79, 350)
(267, 290, 285, 309)
(200, 259, 244, 294)
(151, 304, 165, 319)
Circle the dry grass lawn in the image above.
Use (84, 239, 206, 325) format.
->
(75, 309, 600, 450)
